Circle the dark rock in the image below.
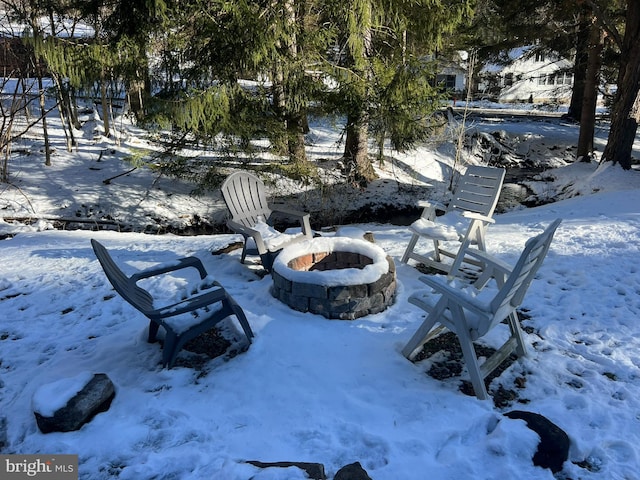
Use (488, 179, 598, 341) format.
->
(246, 460, 326, 479)
(34, 373, 116, 433)
(504, 410, 570, 473)
(333, 462, 372, 480)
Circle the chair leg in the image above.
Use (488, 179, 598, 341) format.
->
(457, 332, 490, 400)
(401, 233, 420, 263)
(240, 236, 249, 264)
(402, 317, 438, 360)
(225, 297, 254, 342)
(402, 297, 448, 359)
(161, 331, 179, 368)
(449, 305, 490, 400)
(507, 311, 527, 357)
(449, 237, 472, 277)
(474, 224, 488, 252)
(260, 251, 279, 272)
(432, 239, 442, 263)
(148, 321, 160, 343)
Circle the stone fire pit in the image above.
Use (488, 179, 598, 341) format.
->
(271, 237, 396, 319)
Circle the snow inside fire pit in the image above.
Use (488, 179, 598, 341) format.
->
(271, 237, 396, 319)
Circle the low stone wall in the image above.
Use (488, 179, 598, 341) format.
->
(272, 255, 397, 320)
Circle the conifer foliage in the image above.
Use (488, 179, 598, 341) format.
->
(2, 0, 472, 186)
(4, 0, 638, 190)
(139, 0, 473, 186)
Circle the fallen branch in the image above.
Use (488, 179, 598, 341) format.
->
(103, 166, 137, 185)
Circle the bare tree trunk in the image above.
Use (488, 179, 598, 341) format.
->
(631, 89, 640, 122)
(69, 86, 80, 128)
(127, 76, 146, 121)
(66, 84, 81, 129)
(52, 73, 76, 152)
(20, 78, 31, 122)
(2, 72, 54, 181)
(0, 77, 20, 182)
(343, 0, 376, 185)
(100, 68, 111, 138)
(287, 113, 307, 165)
(25, 9, 51, 165)
(37, 74, 51, 166)
(344, 109, 375, 186)
(601, 0, 640, 170)
(47, 10, 75, 152)
(577, 18, 603, 162)
(1, 88, 13, 182)
(567, 5, 591, 121)
(287, 0, 309, 166)
(271, 57, 289, 156)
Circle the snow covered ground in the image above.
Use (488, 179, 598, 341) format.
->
(1, 101, 640, 479)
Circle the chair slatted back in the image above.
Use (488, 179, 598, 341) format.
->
(486, 219, 561, 334)
(91, 239, 155, 314)
(221, 171, 272, 228)
(450, 166, 506, 217)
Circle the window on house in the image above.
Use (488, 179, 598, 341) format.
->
(504, 73, 513, 87)
(560, 72, 574, 85)
(535, 52, 546, 62)
(436, 74, 457, 90)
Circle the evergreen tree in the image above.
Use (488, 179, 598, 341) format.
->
(103, 0, 168, 120)
(143, 0, 327, 175)
(576, 14, 604, 161)
(24, 0, 133, 140)
(106, 0, 470, 186)
(321, 0, 472, 186)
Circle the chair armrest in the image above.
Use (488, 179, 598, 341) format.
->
(463, 249, 512, 288)
(417, 199, 447, 210)
(153, 286, 229, 319)
(270, 204, 308, 218)
(131, 256, 208, 281)
(464, 249, 512, 273)
(416, 200, 448, 221)
(417, 275, 491, 316)
(461, 211, 495, 224)
(227, 219, 268, 253)
(269, 206, 313, 238)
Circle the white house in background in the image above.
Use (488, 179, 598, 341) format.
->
(433, 51, 467, 95)
(436, 55, 467, 93)
(478, 47, 574, 105)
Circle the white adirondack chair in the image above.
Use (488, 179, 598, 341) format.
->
(221, 171, 313, 271)
(402, 219, 562, 400)
(401, 165, 506, 276)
